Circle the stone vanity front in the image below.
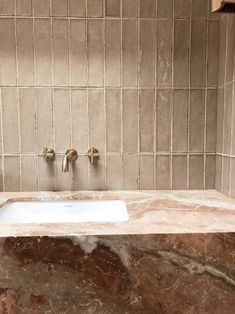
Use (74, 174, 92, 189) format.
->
(0, 191, 234, 313)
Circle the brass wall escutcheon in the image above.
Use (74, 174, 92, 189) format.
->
(43, 147, 55, 163)
(86, 147, 100, 164)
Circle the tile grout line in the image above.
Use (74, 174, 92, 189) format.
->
(137, 0, 140, 190)
(170, 0, 175, 190)
(32, 0, 40, 191)
(14, 0, 22, 192)
(221, 15, 229, 194)
(153, 0, 157, 190)
(103, 0, 107, 191)
(187, 0, 192, 190)
(204, 7, 209, 189)
(50, 0, 56, 191)
(68, 0, 73, 190)
(120, 0, 124, 190)
(86, 0, 91, 191)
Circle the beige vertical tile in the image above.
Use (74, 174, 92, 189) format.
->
(88, 89, 105, 153)
(140, 0, 156, 18)
(71, 89, 88, 153)
(87, 0, 103, 17)
(173, 90, 188, 153)
(21, 155, 37, 191)
(4, 156, 20, 191)
(69, 0, 86, 17)
(34, 18, 52, 86)
(174, 0, 190, 18)
(16, 19, 34, 86)
(0, 94, 2, 154)
(207, 21, 219, 87)
(157, 19, 172, 87)
(189, 90, 205, 152)
(215, 155, 222, 191)
(33, 0, 50, 16)
(139, 20, 155, 87)
(140, 89, 155, 152)
(106, 156, 122, 190)
(73, 156, 89, 190)
(55, 155, 73, 191)
(174, 19, 190, 87)
(123, 89, 138, 153)
(0, 157, 3, 191)
(16, 0, 32, 15)
(36, 88, 53, 152)
(156, 155, 171, 190)
(230, 158, 235, 198)
(191, 0, 208, 18)
(70, 20, 87, 86)
(205, 155, 215, 189)
(222, 156, 230, 196)
(38, 156, 55, 191)
(106, 89, 121, 153)
(156, 90, 171, 153)
(105, 20, 121, 86)
(189, 155, 204, 189)
(0, 0, 15, 15)
(206, 90, 217, 153)
(232, 83, 235, 155)
(88, 20, 104, 86)
(19, 88, 36, 153)
(225, 16, 235, 84)
(2, 88, 19, 153)
(52, 19, 69, 86)
(218, 15, 226, 87)
(90, 158, 105, 190)
(54, 89, 70, 152)
(223, 84, 232, 155)
(122, 20, 137, 87)
(172, 155, 187, 189)
(140, 156, 154, 190)
(105, 0, 120, 17)
(52, 0, 68, 16)
(191, 20, 207, 87)
(122, 0, 137, 18)
(157, 0, 173, 18)
(123, 155, 138, 190)
(0, 19, 16, 86)
(216, 87, 224, 154)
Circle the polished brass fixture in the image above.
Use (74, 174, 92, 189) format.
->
(43, 147, 55, 163)
(62, 149, 78, 173)
(86, 147, 100, 164)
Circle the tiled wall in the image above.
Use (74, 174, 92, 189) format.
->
(216, 14, 235, 198)
(0, 0, 219, 191)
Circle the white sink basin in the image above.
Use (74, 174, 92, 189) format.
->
(0, 200, 129, 224)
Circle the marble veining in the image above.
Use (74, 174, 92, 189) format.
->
(0, 234, 234, 313)
(0, 190, 234, 237)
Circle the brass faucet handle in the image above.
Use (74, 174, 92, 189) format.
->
(86, 147, 100, 164)
(43, 147, 55, 163)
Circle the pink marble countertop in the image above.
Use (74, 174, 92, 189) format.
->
(0, 190, 234, 237)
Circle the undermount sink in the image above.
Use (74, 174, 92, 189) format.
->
(0, 200, 129, 225)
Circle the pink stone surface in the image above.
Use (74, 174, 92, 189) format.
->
(0, 190, 234, 237)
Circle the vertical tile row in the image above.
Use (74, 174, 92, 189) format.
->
(216, 14, 235, 199)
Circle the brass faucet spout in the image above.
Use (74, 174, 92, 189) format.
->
(62, 149, 78, 173)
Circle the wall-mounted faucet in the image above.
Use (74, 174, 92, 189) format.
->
(62, 149, 78, 173)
